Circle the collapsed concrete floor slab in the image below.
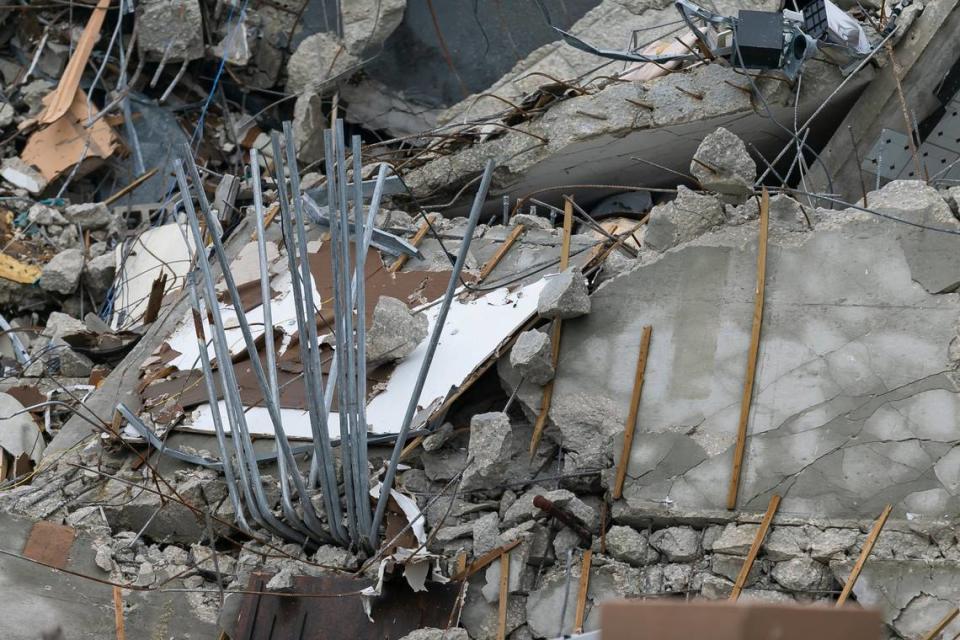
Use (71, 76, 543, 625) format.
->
(404, 62, 870, 217)
(501, 180, 960, 522)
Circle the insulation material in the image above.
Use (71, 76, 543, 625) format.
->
(188, 279, 545, 438)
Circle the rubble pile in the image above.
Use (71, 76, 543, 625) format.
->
(3, 0, 960, 638)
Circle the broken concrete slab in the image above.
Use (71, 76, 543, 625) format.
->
(366, 295, 429, 367)
(1, 157, 48, 194)
(509, 329, 554, 385)
(833, 558, 960, 639)
(40, 249, 83, 295)
(63, 202, 112, 229)
(462, 412, 513, 492)
(690, 127, 756, 202)
(643, 186, 725, 252)
(286, 32, 361, 94)
(537, 267, 590, 320)
(495, 189, 960, 522)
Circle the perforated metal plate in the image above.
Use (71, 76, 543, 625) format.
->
(926, 96, 960, 154)
(905, 143, 960, 181)
(862, 128, 916, 180)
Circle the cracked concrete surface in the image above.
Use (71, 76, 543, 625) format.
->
(503, 184, 960, 521)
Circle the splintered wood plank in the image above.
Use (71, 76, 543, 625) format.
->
(729, 494, 781, 602)
(612, 325, 653, 500)
(480, 224, 525, 281)
(837, 504, 893, 606)
(528, 198, 574, 457)
(574, 549, 593, 634)
(726, 188, 770, 510)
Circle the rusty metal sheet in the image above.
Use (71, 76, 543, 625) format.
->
(232, 572, 460, 640)
(22, 521, 76, 569)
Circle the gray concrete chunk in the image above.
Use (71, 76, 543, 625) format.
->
(537, 267, 590, 320)
(509, 330, 554, 385)
(365, 296, 428, 367)
(649, 526, 700, 562)
(604, 525, 658, 566)
(40, 248, 83, 294)
(462, 412, 513, 491)
(643, 186, 724, 252)
(690, 127, 756, 201)
(770, 557, 831, 592)
(63, 202, 112, 229)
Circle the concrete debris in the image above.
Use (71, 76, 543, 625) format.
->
(649, 527, 700, 563)
(286, 32, 362, 94)
(82, 253, 116, 296)
(137, 0, 204, 60)
(62, 202, 112, 229)
(643, 186, 725, 252)
(39, 249, 83, 295)
(1, 0, 957, 635)
(398, 629, 470, 640)
(604, 525, 659, 566)
(462, 412, 513, 491)
(1, 157, 47, 193)
(690, 127, 756, 201)
(537, 267, 591, 320)
(509, 329, 554, 385)
(769, 557, 832, 592)
(366, 295, 429, 367)
(28, 203, 66, 226)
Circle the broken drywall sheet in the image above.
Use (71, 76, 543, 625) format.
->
(111, 223, 196, 331)
(189, 279, 545, 438)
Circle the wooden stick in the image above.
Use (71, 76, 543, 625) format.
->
(574, 549, 593, 634)
(104, 167, 160, 206)
(726, 188, 770, 510)
(249, 202, 280, 240)
(390, 214, 435, 273)
(529, 198, 575, 457)
(496, 551, 510, 640)
(113, 586, 126, 640)
(453, 538, 523, 581)
(480, 224, 525, 281)
(729, 494, 781, 602)
(921, 606, 959, 640)
(558, 197, 573, 271)
(612, 325, 653, 499)
(837, 504, 893, 606)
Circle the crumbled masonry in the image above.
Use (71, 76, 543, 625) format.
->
(1, 0, 960, 638)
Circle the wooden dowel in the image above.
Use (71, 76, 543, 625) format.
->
(574, 549, 593, 634)
(921, 606, 959, 640)
(496, 551, 510, 640)
(113, 585, 126, 640)
(104, 167, 159, 206)
(529, 198, 574, 457)
(726, 188, 770, 510)
(837, 504, 893, 606)
(390, 214, 436, 273)
(453, 538, 522, 581)
(729, 494, 781, 602)
(612, 325, 653, 499)
(480, 224, 525, 281)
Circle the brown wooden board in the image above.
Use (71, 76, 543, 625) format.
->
(22, 521, 75, 569)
